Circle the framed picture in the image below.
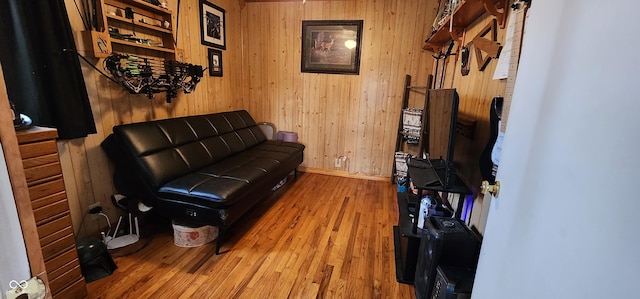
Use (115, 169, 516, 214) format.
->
(301, 20, 363, 75)
(200, 0, 226, 50)
(208, 48, 223, 76)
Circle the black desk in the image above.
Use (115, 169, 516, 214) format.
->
(393, 191, 421, 284)
(394, 189, 455, 285)
(407, 159, 472, 219)
(393, 160, 473, 285)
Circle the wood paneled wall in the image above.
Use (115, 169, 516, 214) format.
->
(55, 0, 506, 236)
(240, 0, 438, 178)
(436, 14, 508, 233)
(62, 0, 245, 235)
(444, 16, 507, 187)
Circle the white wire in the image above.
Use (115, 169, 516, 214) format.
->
(98, 212, 112, 237)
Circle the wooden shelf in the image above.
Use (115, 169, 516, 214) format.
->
(90, 0, 176, 58)
(111, 39, 175, 53)
(423, 0, 508, 52)
(104, 0, 172, 16)
(107, 14, 172, 34)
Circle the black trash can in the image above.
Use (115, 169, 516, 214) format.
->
(76, 237, 117, 282)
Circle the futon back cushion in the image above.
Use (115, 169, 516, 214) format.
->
(113, 110, 267, 189)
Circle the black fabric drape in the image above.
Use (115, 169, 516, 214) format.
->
(0, 0, 96, 139)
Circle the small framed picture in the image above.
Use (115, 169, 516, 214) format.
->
(200, 0, 226, 50)
(208, 48, 223, 76)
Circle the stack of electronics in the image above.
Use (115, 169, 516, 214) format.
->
(414, 216, 481, 299)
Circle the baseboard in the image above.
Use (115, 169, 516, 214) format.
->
(299, 166, 390, 182)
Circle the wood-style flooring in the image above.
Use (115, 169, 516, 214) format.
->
(85, 173, 414, 298)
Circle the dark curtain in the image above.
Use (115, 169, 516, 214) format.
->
(0, 0, 96, 139)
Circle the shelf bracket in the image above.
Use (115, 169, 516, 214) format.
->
(424, 42, 442, 53)
(472, 19, 502, 71)
(448, 27, 465, 44)
(480, 0, 509, 29)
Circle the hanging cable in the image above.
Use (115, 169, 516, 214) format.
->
(174, 0, 180, 47)
(64, 49, 119, 83)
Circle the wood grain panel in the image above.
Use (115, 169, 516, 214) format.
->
(23, 162, 63, 186)
(47, 256, 81, 282)
(39, 220, 74, 248)
(243, 0, 437, 177)
(29, 179, 66, 201)
(49, 265, 83, 297)
(40, 233, 75, 261)
(44, 249, 81, 278)
(33, 201, 70, 225)
(21, 153, 60, 169)
(18, 140, 58, 160)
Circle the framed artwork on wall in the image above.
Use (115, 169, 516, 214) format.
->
(301, 20, 363, 75)
(200, 0, 226, 50)
(208, 48, 223, 76)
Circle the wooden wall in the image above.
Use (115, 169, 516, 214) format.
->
(62, 0, 245, 235)
(61, 0, 437, 235)
(54, 0, 505, 236)
(240, 0, 438, 178)
(441, 16, 507, 187)
(436, 13, 508, 232)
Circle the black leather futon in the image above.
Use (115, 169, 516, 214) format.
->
(101, 110, 305, 253)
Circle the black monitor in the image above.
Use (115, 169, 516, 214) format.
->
(427, 89, 459, 189)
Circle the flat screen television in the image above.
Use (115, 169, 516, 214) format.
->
(427, 89, 459, 189)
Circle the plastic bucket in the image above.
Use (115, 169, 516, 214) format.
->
(172, 221, 218, 248)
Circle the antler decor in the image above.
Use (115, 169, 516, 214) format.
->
(104, 54, 203, 103)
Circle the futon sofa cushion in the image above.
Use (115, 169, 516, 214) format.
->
(158, 140, 304, 208)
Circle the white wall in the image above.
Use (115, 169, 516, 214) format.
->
(472, 1, 640, 298)
(0, 144, 30, 297)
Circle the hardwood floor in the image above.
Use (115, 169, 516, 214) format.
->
(85, 173, 414, 298)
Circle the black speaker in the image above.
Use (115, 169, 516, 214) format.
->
(430, 266, 474, 299)
(414, 216, 480, 299)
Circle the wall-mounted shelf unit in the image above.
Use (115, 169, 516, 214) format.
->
(423, 0, 508, 52)
(90, 0, 177, 59)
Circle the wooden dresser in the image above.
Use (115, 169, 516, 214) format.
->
(16, 127, 87, 298)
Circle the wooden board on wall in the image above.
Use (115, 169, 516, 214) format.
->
(243, 0, 438, 177)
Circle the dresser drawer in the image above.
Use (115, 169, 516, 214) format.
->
(21, 152, 59, 169)
(24, 161, 62, 185)
(37, 213, 73, 241)
(16, 127, 87, 299)
(45, 248, 80, 274)
(41, 233, 75, 261)
(29, 179, 65, 201)
(39, 217, 73, 247)
(19, 139, 58, 160)
(48, 256, 81, 283)
(49, 264, 83, 296)
(31, 191, 66, 210)
(33, 199, 69, 225)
